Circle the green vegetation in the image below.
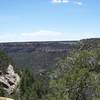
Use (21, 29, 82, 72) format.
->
(10, 69, 49, 100)
(46, 49, 100, 100)
(0, 39, 100, 100)
(7, 48, 100, 100)
(0, 50, 12, 72)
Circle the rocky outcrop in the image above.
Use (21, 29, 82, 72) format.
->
(79, 38, 100, 50)
(0, 97, 14, 100)
(0, 64, 20, 94)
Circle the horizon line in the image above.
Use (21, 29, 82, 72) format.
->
(0, 38, 99, 43)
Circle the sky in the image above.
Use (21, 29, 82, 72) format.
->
(0, 0, 100, 42)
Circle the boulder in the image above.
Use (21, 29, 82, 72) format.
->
(0, 64, 20, 94)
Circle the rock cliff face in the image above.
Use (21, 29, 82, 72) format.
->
(0, 41, 78, 73)
(0, 38, 99, 73)
(0, 64, 20, 94)
(79, 38, 100, 50)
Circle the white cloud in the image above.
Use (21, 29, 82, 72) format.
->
(62, 0, 69, 3)
(22, 30, 62, 37)
(52, 0, 61, 3)
(0, 30, 99, 42)
(52, 0, 69, 4)
(51, 0, 83, 6)
(0, 30, 64, 42)
(74, 1, 83, 6)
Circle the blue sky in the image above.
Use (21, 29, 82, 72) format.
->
(0, 0, 100, 42)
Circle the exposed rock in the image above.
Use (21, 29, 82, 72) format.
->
(79, 38, 100, 50)
(0, 97, 14, 100)
(0, 64, 20, 94)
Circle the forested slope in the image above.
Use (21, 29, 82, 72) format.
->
(0, 38, 100, 100)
